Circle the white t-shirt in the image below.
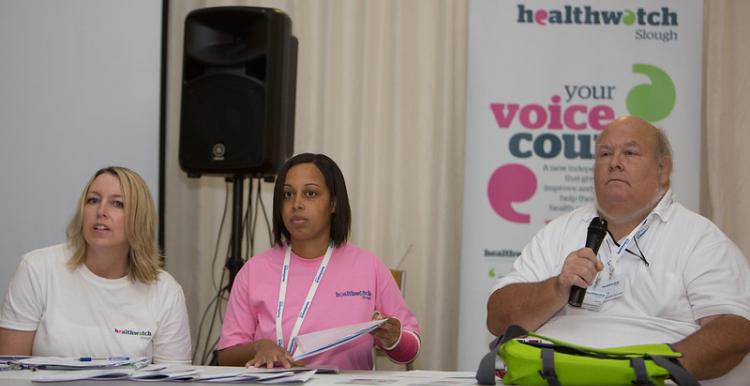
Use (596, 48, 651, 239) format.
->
(492, 190, 750, 384)
(0, 244, 191, 364)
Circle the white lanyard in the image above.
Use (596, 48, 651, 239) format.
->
(599, 218, 651, 283)
(276, 242, 334, 352)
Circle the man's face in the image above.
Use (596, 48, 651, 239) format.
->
(594, 117, 671, 222)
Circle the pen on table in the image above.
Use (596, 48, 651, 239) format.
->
(78, 356, 130, 362)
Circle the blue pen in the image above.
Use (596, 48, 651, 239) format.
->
(78, 356, 130, 362)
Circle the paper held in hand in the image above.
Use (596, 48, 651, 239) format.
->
(292, 319, 387, 361)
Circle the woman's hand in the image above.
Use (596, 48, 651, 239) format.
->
(245, 339, 298, 368)
(370, 311, 402, 349)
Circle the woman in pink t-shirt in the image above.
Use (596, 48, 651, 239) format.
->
(217, 153, 420, 370)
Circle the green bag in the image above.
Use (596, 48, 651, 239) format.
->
(476, 325, 700, 386)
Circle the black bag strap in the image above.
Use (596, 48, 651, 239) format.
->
(629, 357, 655, 385)
(539, 347, 561, 386)
(476, 325, 530, 385)
(476, 336, 502, 385)
(648, 355, 701, 386)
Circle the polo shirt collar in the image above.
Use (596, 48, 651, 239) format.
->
(582, 188, 677, 224)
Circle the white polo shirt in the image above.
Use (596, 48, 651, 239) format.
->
(0, 244, 191, 364)
(493, 190, 750, 345)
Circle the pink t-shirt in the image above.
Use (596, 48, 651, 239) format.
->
(219, 244, 420, 370)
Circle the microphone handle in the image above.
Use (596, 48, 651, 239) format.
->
(568, 285, 587, 307)
(568, 227, 605, 307)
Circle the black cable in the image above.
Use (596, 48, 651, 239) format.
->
(193, 177, 276, 365)
(240, 178, 251, 261)
(200, 226, 236, 363)
(211, 182, 231, 292)
(258, 181, 273, 245)
(193, 181, 231, 364)
(250, 179, 263, 256)
(200, 270, 227, 365)
(191, 281, 224, 364)
(250, 177, 257, 261)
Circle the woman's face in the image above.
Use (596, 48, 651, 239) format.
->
(82, 173, 129, 257)
(281, 163, 334, 246)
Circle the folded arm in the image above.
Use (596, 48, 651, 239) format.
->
(674, 314, 750, 380)
(487, 248, 602, 336)
(487, 278, 568, 335)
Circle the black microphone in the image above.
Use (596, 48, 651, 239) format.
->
(568, 217, 608, 307)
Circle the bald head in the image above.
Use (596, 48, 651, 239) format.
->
(597, 116, 673, 165)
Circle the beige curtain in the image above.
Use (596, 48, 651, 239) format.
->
(164, 0, 749, 371)
(703, 0, 750, 257)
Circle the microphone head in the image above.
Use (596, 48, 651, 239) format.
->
(585, 217, 608, 254)
(588, 217, 608, 233)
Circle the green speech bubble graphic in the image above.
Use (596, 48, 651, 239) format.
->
(626, 64, 676, 122)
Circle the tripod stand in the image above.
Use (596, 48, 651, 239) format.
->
(194, 174, 276, 365)
(225, 174, 247, 291)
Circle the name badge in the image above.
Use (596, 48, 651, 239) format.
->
(602, 280, 624, 301)
(581, 289, 607, 311)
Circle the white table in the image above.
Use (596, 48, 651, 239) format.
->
(0, 367, 480, 386)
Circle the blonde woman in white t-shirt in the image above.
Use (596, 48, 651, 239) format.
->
(0, 166, 191, 364)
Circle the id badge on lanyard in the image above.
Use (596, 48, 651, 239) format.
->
(275, 243, 334, 352)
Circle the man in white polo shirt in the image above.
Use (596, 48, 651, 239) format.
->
(487, 116, 750, 384)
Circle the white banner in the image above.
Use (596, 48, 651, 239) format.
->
(457, 0, 703, 370)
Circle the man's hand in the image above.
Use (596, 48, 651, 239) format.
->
(557, 247, 604, 292)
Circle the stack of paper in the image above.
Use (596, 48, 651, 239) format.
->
(31, 366, 317, 384)
(292, 319, 386, 361)
(128, 367, 200, 382)
(14, 356, 148, 370)
(202, 368, 316, 384)
(32, 369, 133, 382)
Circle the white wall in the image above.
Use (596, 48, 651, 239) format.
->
(0, 0, 162, 300)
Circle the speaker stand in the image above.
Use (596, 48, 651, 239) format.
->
(225, 174, 247, 292)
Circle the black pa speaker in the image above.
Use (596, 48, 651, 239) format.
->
(179, 6, 297, 177)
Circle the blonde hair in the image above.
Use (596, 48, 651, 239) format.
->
(66, 166, 161, 283)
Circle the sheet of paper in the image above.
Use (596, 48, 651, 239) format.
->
(202, 371, 295, 383)
(244, 366, 338, 374)
(32, 369, 133, 382)
(128, 367, 200, 382)
(292, 319, 386, 361)
(258, 369, 316, 384)
(17, 356, 145, 370)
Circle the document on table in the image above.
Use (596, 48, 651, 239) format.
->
(292, 319, 387, 361)
(15, 356, 147, 370)
(32, 366, 317, 383)
(202, 369, 316, 384)
(32, 369, 134, 382)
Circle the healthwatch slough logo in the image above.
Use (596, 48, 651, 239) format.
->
(486, 64, 676, 224)
(516, 4, 678, 26)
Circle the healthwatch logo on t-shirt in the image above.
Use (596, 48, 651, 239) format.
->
(335, 290, 372, 300)
(114, 328, 152, 338)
